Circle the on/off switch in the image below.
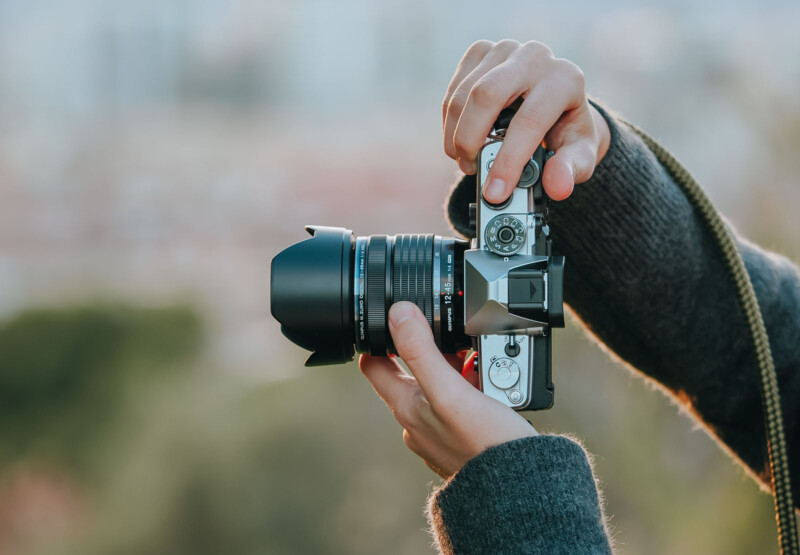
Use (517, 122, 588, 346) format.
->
(505, 335, 520, 357)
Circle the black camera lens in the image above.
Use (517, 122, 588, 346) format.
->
(270, 226, 470, 366)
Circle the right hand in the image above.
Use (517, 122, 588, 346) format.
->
(442, 39, 611, 202)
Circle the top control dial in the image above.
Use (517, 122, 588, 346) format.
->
(516, 158, 541, 188)
(484, 215, 526, 256)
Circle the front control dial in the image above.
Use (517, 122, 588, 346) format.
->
(488, 357, 521, 390)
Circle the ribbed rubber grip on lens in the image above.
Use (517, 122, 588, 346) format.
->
(365, 236, 388, 355)
(392, 235, 434, 326)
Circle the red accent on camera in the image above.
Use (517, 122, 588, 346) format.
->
(461, 351, 480, 390)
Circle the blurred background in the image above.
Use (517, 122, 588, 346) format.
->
(1, 0, 799, 553)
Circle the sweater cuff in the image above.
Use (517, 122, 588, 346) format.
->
(427, 435, 612, 555)
(547, 100, 687, 285)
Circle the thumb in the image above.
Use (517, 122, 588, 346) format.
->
(388, 302, 471, 404)
(542, 138, 596, 201)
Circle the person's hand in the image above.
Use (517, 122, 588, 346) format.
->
(359, 302, 537, 479)
(442, 39, 611, 202)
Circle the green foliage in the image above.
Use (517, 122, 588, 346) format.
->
(70, 365, 436, 555)
(0, 304, 782, 555)
(0, 305, 202, 472)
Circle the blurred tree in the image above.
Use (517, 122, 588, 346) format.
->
(0, 305, 202, 474)
(0, 304, 781, 555)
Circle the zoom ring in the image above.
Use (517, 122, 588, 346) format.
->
(392, 234, 434, 325)
(365, 236, 389, 355)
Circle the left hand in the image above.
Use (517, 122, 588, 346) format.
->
(359, 302, 538, 479)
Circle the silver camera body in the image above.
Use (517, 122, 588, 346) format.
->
(464, 137, 565, 410)
(269, 104, 564, 411)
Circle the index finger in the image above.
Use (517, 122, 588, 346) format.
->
(483, 78, 583, 204)
(359, 354, 418, 412)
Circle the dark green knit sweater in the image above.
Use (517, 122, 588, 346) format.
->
(429, 104, 800, 554)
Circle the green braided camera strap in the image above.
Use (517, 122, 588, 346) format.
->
(623, 120, 799, 555)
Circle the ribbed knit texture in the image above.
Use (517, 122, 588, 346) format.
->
(428, 436, 612, 555)
(434, 102, 800, 552)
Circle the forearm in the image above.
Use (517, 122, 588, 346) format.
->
(551, 103, 800, 495)
(428, 435, 613, 555)
(446, 103, 800, 498)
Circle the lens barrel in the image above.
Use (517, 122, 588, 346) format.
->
(271, 227, 469, 366)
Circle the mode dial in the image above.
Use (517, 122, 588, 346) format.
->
(484, 215, 526, 256)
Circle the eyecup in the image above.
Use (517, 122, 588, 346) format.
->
(270, 226, 355, 366)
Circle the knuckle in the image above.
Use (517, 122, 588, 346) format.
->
(522, 40, 553, 60)
(495, 38, 521, 53)
(581, 164, 596, 183)
(443, 138, 456, 159)
(572, 142, 597, 182)
(557, 58, 586, 90)
(465, 39, 494, 58)
(443, 139, 455, 158)
(452, 131, 473, 159)
(402, 429, 418, 452)
(396, 392, 426, 429)
(470, 77, 501, 106)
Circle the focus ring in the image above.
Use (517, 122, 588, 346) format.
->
(365, 236, 388, 354)
(392, 234, 434, 325)
(421, 235, 433, 324)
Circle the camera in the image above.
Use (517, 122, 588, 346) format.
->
(270, 109, 565, 410)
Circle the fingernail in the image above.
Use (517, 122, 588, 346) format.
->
(458, 158, 476, 175)
(484, 177, 506, 203)
(389, 302, 415, 327)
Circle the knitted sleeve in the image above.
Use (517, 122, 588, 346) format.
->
(445, 101, 800, 502)
(428, 435, 613, 555)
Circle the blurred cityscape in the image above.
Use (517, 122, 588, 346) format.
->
(1, 0, 799, 553)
